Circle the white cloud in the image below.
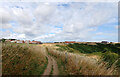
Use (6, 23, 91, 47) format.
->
(1, 24, 12, 29)
(2, 31, 26, 39)
(0, 0, 119, 2)
(17, 34, 26, 39)
(0, 7, 14, 24)
(115, 25, 120, 29)
(34, 33, 55, 40)
(0, 2, 118, 42)
(96, 32, 104, 35)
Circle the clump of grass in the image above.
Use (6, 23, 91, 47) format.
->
(47, 46, 119, 75)
(50, 65, 53, 76)
(2, 43, 47, 75)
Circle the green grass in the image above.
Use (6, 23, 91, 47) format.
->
(56, 45, 79, 53)
(67, 43, 120, 54)
(90, 52, 103, 56)
(57, 58, 68, 75)
(32, 56, 48, 75)
(47, 50, 67, 75)
(57, 43, 120, 68)
(50, 65, 53, 76)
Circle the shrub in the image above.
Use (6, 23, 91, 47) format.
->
(1, 38, 6, 43)
(67, 43, 120, 55)
(102, 51, 119, 67)
(116, 59, 120, 68)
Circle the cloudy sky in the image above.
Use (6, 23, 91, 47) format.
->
(0, 1, 118, 42)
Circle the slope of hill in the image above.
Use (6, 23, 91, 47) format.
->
(2, 43, 48, 75)
(46, 44, 119, 75)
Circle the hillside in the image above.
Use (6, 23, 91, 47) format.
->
(67, 43, 120, 54)
(2, 43, 48, 75)
(2, 43, 120, 75)
(67, 43, 120, 67)
(46, 43, 120, 75)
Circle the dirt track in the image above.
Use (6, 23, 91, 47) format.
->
(42, 47, 59, 76)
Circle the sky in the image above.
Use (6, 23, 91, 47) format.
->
(0, 1, 119, 42)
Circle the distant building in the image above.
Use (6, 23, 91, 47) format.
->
(3, 39, 42, 44)
(31, 41, 37, 44)
(10, 41, 16, 43)
(110, 42, 113, 44)
(5, 39, 11, 42)
(5, 39, 17, 43)
(101, 41, 108, 44)
(25, 40, 31, 44)
(64, 41, 76, 44)
(27, 40, 42, 44)
(9, 39, 17, 41)
(16, 40, 24, 43)
(36, 41, 42, 44)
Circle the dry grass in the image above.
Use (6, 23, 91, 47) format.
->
(2, 43, 47, 75)
(47, 46, 118, 75)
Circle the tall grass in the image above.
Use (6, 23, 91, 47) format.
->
(2, 43, 47, 75)
(47, 46, 118, 75)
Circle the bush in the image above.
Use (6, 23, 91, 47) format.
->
(116, 59, 120, 67)
(102, 51, 119, 67)
(1, 38, 6, 42)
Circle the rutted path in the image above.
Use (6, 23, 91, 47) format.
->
(43, 55, 52, 75)
(42, 47, 59, 76)
(51, 57, 59, 75)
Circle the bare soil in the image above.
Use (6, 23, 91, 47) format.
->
(42, 47, 59, 76)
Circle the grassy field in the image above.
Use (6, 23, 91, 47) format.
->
(2, 43, 48, 75)
(47, 44, 120, 75)
(56, 43, 120, 67)
(2, 42, 120, 75)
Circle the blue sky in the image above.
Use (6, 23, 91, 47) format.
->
(0, 1, 119, 42)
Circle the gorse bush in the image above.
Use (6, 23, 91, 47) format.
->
(102, 51, 119, 67)
(67, 43, 120, 54)
(102, 51, 120, 73)
(2, 43, 47, 75)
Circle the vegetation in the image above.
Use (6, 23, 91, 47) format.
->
(57, 43, 120, 68)
(102, 51, 119, 66)
(47, 46, 119, 75)
(2, 42, 120, 75)
(2, 43, 48, 75)
(67, 43, 120, 55)
(56, 45, 74, 53)
(50, 65, 53, 76)
(0, 38, 6, 43)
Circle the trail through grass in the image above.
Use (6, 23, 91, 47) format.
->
(46, 45, 119, 75)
